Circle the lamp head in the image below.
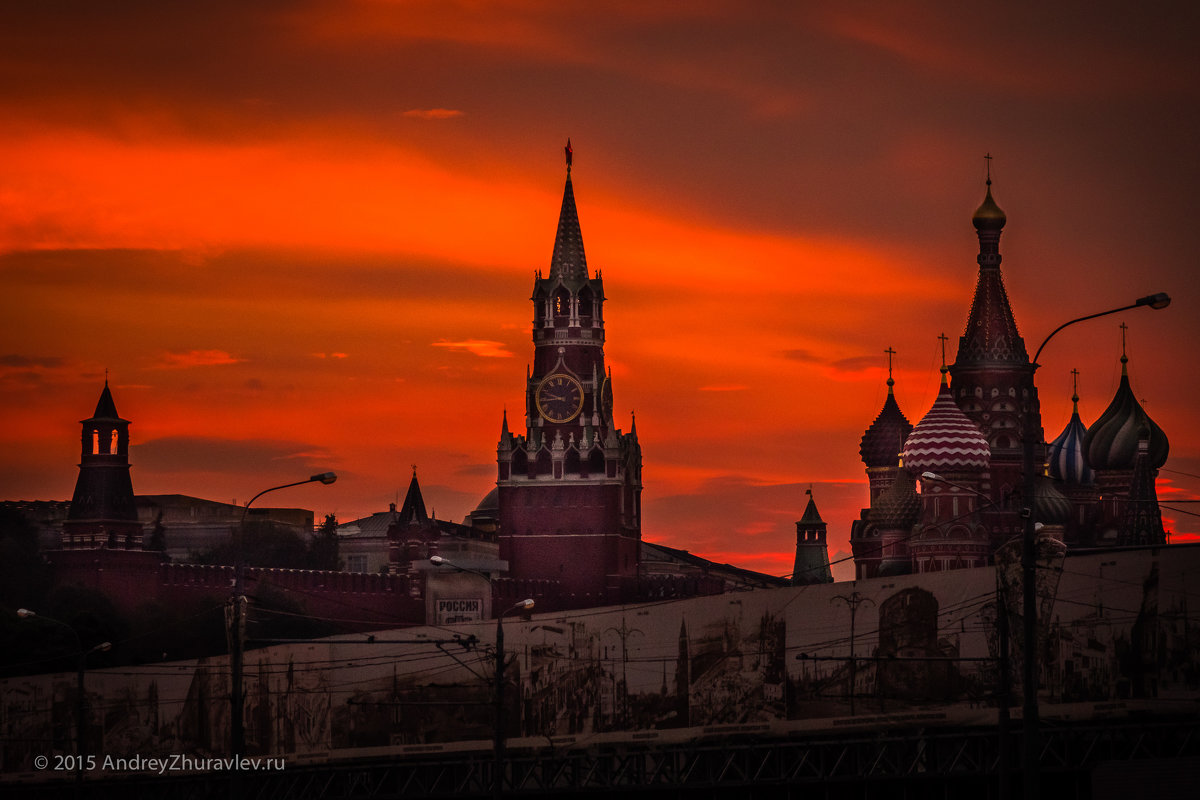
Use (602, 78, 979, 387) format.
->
(520, 599, 535, 611)
(920, 472, 943, 482)
(16, 608, 34, 618)
(430, 555, 446, 566)
(311, 472, 338, 485)
(1135, 292, 1171, 310)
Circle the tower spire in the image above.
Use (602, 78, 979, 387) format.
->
(884, 347, 896, 392)
(549, 139, 587, 282)
(938, 333, 949, 386)
(1120, 322, 1129, 373)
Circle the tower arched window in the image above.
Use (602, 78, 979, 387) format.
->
(553, 289, 570, 322)
(533, 289, 547, 327)
(92, 430, 100, 454)
(110, 430, 119, 454)
(578, 286, 594, 326)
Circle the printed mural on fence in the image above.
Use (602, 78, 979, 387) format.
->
(2, 546, 1197, 774)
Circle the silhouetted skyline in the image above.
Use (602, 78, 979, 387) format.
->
(1, 2, 1196, 577)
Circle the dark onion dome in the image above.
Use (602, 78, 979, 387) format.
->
(1032, 473, 1072, 526)
(1047, 398, 1094, 486)
(972, 180, 1006, 231)
(902, 380, 991, 474)
(860, 387, 914, 469)
(1083, 357, 1169, 471)
(868, 467, 920, 529)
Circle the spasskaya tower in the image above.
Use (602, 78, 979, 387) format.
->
(496, 142, 643, 604)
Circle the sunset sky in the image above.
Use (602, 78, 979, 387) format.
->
(2, 1, 1197, 579)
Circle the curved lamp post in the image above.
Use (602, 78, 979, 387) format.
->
(17, 609, 111, 795)
(1019, 291, 1169, 800)
(431, 555, 533, 800)
(230, 472, 336, 759)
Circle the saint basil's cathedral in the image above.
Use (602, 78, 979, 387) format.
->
(850, 173, 1169, 579)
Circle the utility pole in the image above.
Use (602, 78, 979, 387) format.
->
(830, 591, 875, 716)
(605, 617, 644, 725)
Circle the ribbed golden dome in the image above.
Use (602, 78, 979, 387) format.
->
(972, 181, 1006, 231)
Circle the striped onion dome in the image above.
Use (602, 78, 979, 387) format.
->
(1032, 474, 1072, 525)
(1083, 357, 1168, 471)
(868, 467, 920, 529)
(860, 386, 914, 469)
(1047, 398, 1094, 486)
(902, 380, 991, 473)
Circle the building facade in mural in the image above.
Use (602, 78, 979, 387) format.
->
(5, 545, 1196, 779)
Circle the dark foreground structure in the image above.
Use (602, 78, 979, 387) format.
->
(4, 544, 1199, 799)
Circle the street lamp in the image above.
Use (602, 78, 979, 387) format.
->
(17, 609, 112, 795)
(431, 555, 533, 800)
(1019, 292, 1169, 800)
(230, 472, 337, 759)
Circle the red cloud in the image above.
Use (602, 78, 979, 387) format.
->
(152, 349, 244, 369)
(402, 108, 464, 120)
(432, 340, 513, 358)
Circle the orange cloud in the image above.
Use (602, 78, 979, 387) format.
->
(152, 350, 244, 369)
(402, 108, 464, 120)
(432, 340, 514, 358)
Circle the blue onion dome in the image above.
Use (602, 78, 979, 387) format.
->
(1032, 473, 1072, 525)
(868, 466, 920, 528)
(902, 379, 991, 474)
(860, 384, 914, 469)
(972, 180, 1007, 231)
(1083, 356, 1169, 471)
(1047, 393, 1095, 486)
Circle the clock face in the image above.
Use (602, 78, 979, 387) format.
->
(536, 373, 584, 423)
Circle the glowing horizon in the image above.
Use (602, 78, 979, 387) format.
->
(2, 2, 1197, 578)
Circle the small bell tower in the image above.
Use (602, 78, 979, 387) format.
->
(63, 380, 143, 549)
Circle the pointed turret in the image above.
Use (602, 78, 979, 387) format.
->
(792, 489, 833, 585)
(93, 381, 120, 419)
(1123, 422, 1167, 546)
(955, 169, 1028, 366)
(397, 467, 430, 526)
(948, 162, 1041, 546)
(63, 380, 144, 549)
(549, 139, 588, 284)
(388, 466, 440, 576)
